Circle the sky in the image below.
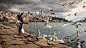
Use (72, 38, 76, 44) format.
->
(0, 0, 86, 21)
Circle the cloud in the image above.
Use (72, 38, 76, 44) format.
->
(0, 0, 86, 21)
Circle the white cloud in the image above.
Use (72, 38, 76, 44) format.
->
(8, 8, 20, 12)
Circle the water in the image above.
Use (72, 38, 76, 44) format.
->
(1, 22, 86, 48)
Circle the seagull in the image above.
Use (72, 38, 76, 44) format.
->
(10, 17, 21, 28)
(77, 31, 80, 37)
(68, 38, 72, 43)
(34, 34, 36, 37)
(1, 38, 6, 45)
(44, 17, 52, 28)
(28, 37, 31, 42)
(52, 32, 56, 41)
(36, 37, 39, 41)
(50, 12, 56, 15)
(83, 6, 86, 8)
(84, 30, 86, 32)
(60, 2, 67, 7)
(62, 23, 68, 27)
(74, 12, 77, 16)
(75, 25, 79, 28)
(71, 22, 83, 25)
(69, 2, 74, 5)
(67, 14, 71, 16)
(55, 38, 65, 44)
(48, 8, 53, 12)
(47, 40, 53, 46)
(21, 27, 25, 34)
(77, 42, 81, 48)
(14, 35, 17, 38)
(81, 41, 85, 44)
(35, 27, 36, 28)
(50, 36, 53, 41)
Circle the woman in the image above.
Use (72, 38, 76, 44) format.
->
(17, 12, 24, 34)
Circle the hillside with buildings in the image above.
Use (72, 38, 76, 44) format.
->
(0, 10, 69, 22)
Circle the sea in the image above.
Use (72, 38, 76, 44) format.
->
(1, 22, 86, 48)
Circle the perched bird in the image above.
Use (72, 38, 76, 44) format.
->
(48, 8, 53, 12)
(50, 12, 56, 15)
(28, 37, 31, 42)
(34, 34, 36, 37)
(36, 37, 39, 41)
(52, 32, 56, 41)
(47, 40, 53, 46)
(1, 38, 6, 45)
(55, 38, 65, 44)
(60, 2, 67, 7)
(14, 35, 17, 38)
(83, 6, 86, 9)
(69, 2, 74, 5)
(50, 36, 53, 41)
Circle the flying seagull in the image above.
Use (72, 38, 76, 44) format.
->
(48, 8, 53, 12)
(74, 12, 77, 16)
(67, 14, 71, 16)
(60, 2, 67, 7)
(83, 6, 86, 9)
(69, 2, 74, 5)
(50, 12, 56, 15)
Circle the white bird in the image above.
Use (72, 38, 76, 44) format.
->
(35, 27, 36, 28)
(10, 17, 21, 28)
(44, 17, 52, 28)
(21, 27, 25, 35)
(48, 35, 51, 37)
(50, 36, 53, 41)
(1, 38, 6, 45)
(43, 34, 48, 37)
(28, 37, 31, 42)
(68, 38, 72, 43)
(34, 34, 36, 37)
(52, 32, 56, 41)
(14, 35, 17, 38)
(77, 42, 81, 48)
(47, 40, 53, 46)
(55, 38, 65, 44)
(2, 38, 6, 42)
